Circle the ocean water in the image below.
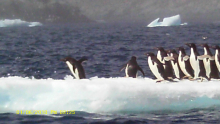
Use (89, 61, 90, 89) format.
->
(0, 23, 220, 124)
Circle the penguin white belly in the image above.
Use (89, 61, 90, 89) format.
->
(66, 61, 78, 79)
(157, 51, 165, 68)
(203, 58, 211, 78)
(148, 57, 164, 80)
(190, 49, 200, 78)
(203, 48, 211, 78)
(171, 61, 180, 78)
(125, 64, 129, 77)
(157, 51, 162, 62)
(178, 55, 190, 76)
(215, 50, 220, 72)
(75, 68, 80, 79)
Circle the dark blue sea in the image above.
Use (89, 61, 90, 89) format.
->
(0, 22, 220, 124)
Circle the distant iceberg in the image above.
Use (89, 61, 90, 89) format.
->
(0, 19, 42, 28)
(147, 15, 187, 27)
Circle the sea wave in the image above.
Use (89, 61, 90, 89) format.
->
(0, 76, 220, 114)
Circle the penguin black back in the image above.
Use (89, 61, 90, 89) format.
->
(120, 56, 145, 78)
(176, 47, 194, 78)
(168, 49, 185, 79)
(186, 43, 209, 80)
(61, 57, 87, 79)
(155, 47, 174, 79)
(146, 52, 168, 81)
(211, 45, 220, 73)
(200, 43, 219, 79)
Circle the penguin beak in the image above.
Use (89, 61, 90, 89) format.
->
(199, 44, 205, 47)
(210, 45, 217, 49)
(60, 58, 66, 62)
(185, 43, 190, 47)
(153, 47, 158, 50)
(144, 53, 149, 56)
(166, 49, 170, 53)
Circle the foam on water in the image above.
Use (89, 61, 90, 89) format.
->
(0, 76, 220, 114)
(0, 19, 42, 27)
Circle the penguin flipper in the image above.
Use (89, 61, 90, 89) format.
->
(119, 64, 127, 72)
(78, 57, 88, 64)
(157, 64, 168, 80)
(209, 56, 215, 60)
(197, 55, 211, 60)
(164, 56, 174, 61)
(218, 55, 220, 62)
(138, 66, 145, 76)
(183, 56, 189, 61)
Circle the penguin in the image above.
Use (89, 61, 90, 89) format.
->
(176, 47, 194, 79)
(185, 43, 209, 81)
(61, 57, 87, 79)
(211, 45, 220, 72)
(145, 52, 169, 82)
(120, 56, 145, 78)
(167, 49, 185, 79)
(199, 43, 219, 79)
(154, 47, 175, 79)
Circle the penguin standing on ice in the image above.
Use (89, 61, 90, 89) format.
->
(61, 57, 88, 79)
(211, 45, 220, 72)
(167, 49, 185, 79)
(176, 47, 194, 79)
(145, 52, 169, 82)
(154, 47, 175, 79)
(200, 43, 219, 79)
(120, 56, 145, 78)
(185, 43, 209, 81)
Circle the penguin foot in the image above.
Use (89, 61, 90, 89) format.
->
(168, 77, 174, 80)
(167, 79, 178, 83)
(197, 77, 204, 82)
(182, 76, 189, 79)
(156, 80, 164, 83)
(182, 76, 193, 80)
(188, 77, 195, 81)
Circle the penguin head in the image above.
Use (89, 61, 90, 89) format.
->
(60, 57, 76, 63)
(169, 49, 177, 54)
(165, 49, 171, 55)
(154, 47, 165, 51)
(210, 45, 220, 50)
(199, 43, 209, 48)
(176, 47, 187, 55)
(131, 56, 137, 60)
(185, 43, 196, 48)
(176, 47, 184, 51)
(145, 52, 155, 57)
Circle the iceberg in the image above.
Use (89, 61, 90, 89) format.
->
(0, 19, 42, 28)
(1, 76, 220, 114)
(147, 15, 187, 27)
